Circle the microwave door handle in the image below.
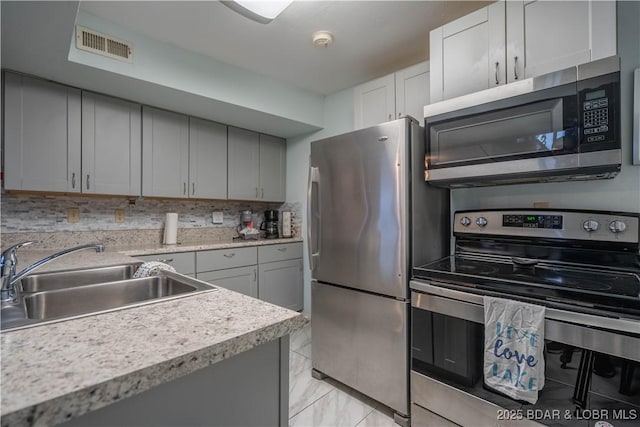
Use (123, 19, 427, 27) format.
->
(307, 165, 320, 271)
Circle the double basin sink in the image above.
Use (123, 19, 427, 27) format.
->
(1, 264, 215, 331)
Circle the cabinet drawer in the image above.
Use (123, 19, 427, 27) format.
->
(135, 252, 195, 275)
(258, 243, 302, 263)
(197, 247, 257, 272)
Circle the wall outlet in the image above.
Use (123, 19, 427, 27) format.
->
(212, 211, 224, 224)
(67, 207, 80, 223)
(114, 209, 126, 223)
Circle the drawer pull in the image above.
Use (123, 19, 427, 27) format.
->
(277, 248, 287, 252)
(223, 253, 235, 258)
(158, 258, 174, 263)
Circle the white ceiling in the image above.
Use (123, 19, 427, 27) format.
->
(79, 1, 490, 95)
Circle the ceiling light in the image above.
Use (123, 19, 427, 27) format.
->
(312, 31, 334, 48)
(223, 1, 294, 24)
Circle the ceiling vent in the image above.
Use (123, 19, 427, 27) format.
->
(75, 26, 133, 63)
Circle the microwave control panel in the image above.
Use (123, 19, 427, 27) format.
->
(578, 73, 618, 148)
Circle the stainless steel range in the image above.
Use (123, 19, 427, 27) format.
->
(410, 209, 640, 427)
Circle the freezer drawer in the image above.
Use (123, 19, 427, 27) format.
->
(311, 281, 409, 416)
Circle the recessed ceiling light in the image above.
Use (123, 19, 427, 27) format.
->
(312, 31, 334, 48)
(223, 1, 294, 24)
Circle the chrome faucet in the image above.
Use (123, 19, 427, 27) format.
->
(0, 242, 105, 303)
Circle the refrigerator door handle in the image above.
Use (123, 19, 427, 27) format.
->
(307, 165, 321, 271)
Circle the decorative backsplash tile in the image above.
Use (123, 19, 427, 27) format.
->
(1, 193, 302, 237)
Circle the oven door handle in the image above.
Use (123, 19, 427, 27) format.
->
(410, 280, 640, 362)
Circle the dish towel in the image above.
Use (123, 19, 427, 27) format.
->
(483, 296, 546, 404)
(133, 261, 177, 278)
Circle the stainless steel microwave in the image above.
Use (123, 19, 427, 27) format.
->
(423, 56, 621, 188)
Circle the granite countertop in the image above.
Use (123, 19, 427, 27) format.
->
(1, 244, 308, 427)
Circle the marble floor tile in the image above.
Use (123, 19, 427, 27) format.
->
(293, 341, 312, 359)
(355, 408, 396, 427)
(291, 323, 311, 352)
(289, 350, 334, 418)
(289, 387, 376, 427)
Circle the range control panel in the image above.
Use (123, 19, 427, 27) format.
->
(454, 210, 639, 244)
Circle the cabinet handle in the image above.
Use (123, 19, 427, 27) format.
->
(183, 183, 187, 195)
(71, 173, 76, 189)
(398, 112, 401, 118)
(223, 253, 235, 258)
(277, 248, 287, 252)
(495, 62, 500, 85)
(513, 56, 519, 80)
(255, 187, 259, 198)
(253, 269, 257, 281)
(388, 114, 392, 120)
(261, 188, 264, 199)
(158, 258, 174, 263)
(192, 183, 195, 195)
(86, 174, 90, 190)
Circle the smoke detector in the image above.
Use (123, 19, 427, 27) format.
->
(312, 31, 334, 48)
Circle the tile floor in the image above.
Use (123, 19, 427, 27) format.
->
(288, 324, 398, 427)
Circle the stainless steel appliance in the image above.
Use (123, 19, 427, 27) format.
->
(410, 209, 640, 426)
(307, 118, 449, 424)
(261, 209, 279, 239)
(423, 56, 621, 188)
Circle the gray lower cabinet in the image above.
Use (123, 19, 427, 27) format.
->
(197, 266, 258, 298)
(258, 258, 303, 311)
(134, 252, 195, 276)
(60, 338, 289, 427)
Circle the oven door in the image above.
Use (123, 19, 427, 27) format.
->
(410, 280, 640, 427)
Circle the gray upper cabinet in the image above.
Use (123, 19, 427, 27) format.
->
(353, 61, 430, 130)
(189, 117, 227, 199)
(430, 0, 617, 102)
(430, 2, 505, 103)
(259, 134, 286, 202)
(228, 127, 285, 202)
(4, 73, 81, 192)
(142, 107, 190, 198)
(82, 92, 141, 196)
(353, 74, 396, 129)
(505, 0, 616, 83)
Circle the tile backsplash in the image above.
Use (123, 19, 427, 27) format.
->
(1, 193, 301, 236)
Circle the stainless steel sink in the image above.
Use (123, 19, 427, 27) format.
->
(1, 270, 215, 331)
(19, 264, 141, 292)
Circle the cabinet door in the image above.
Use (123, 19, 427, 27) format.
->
(506, 0, 616, 82)
(134, 252, 196, 275)
(258, 258, 302, 311)
(227, 126, 260, 200)
(395, 61, 430, 123)
(430, 2, 505, 102)
(142, 107, 189, 198)
(259, 134, 285, 202)
(82, 92, 141, 196)
(353, 74, 395, 129)
(4, 73, 81, 192)
(197, 266, 258, 298)
(189, 118, 227, 199)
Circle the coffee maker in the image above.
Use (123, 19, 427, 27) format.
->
(261, 210, 279, 239)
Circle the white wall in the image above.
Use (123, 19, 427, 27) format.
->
(286, 88, 355, 313)
(451, 1, 640, 214)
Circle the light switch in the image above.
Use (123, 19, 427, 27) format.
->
(212, 211, 224, 224)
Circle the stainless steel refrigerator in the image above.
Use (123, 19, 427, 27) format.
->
(307, 117, 449, 424)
